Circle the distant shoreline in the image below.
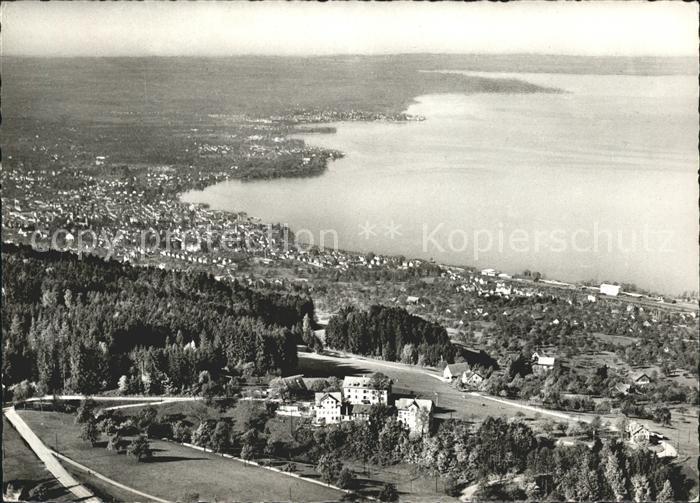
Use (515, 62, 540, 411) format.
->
(183, 159, 695, 302)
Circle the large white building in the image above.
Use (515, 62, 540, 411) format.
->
(600, 283, 621, 296)
(395, 398, 433, 436)
(342, 375, 391, 405)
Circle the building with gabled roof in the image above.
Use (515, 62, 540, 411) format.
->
(461, 369, 485, 388)
(396, 398, 433, 436)
(630, 371, 651, 388)
(532, 351, 556, 374)
(314, 392, 343, 425)
(443, 362, 470, 381)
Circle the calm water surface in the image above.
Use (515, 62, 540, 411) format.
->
(183, 72, 699, 294)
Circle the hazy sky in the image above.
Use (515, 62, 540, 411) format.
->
(2, 2, 697, 57)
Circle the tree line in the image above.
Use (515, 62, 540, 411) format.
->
(2, 243, 311, 396)
(325, 305, 455, 366)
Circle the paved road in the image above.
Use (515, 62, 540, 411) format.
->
(3, 407, 101, 503)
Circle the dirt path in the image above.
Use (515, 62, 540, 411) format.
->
(3, 406, 101, 503)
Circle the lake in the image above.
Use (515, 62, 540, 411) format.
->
(182, 71, 699, 294)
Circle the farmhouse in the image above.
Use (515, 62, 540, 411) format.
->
(631, 371, 651, 388)
(443, 362, 470, 381)
(461, 369, 485, 388)
(396, 398, 433, 436)
(626, 421, 651, 445)
(531, 351, 556, 374)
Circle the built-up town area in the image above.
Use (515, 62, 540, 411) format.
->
(3, 66, 699, 502)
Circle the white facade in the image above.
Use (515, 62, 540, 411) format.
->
(342, 376, 390, 405)
(461, 370, 484, 387)
(532, 351, 556, 374)
(396, 398, 433, 435)
(314, 392, 342, 424)
(443, 363, 470, 381)
(600, 283, 621, 296)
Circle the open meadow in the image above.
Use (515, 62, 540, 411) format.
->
(17, 410, 344, 503)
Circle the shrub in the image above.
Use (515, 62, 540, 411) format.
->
(182, 491, 200, 503)
(173, 421, 192, 443)
(127, 435, 152, 462)
(28, 482, 51, 501)
(378, 483, 399, 502)
(336, 467, 355, 489)
(316, 453, 342, 484)
(444, 476, 461, 497)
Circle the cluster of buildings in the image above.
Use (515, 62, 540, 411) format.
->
(2, 155, 442, 286)
(443, 362, 486, 387)
(275, 108, 425, 125)
(313, 375, 433, 436)
(442, 350, 557, 388)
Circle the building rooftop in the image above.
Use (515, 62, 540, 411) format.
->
(315, 392, 342, 405)
(395, 398, 433, 412)
(444, 362, 470, 375)
(342, 374, 391, 390)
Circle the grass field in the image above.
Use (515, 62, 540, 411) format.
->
(18, 410, 344, 502)
(2, 416, 73, 501)
(342, 462, 456, 502)
(645, 405, 699, 488)
(63, 468, 139, 503)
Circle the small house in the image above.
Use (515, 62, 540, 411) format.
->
(626, 421, 651, 445)
(631, 372, 651, 388)
(461, 369, 485, 388)
(443, 362, 470, 381)
(532, 351, 556, 374)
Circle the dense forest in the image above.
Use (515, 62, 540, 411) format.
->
(325, 305, 455, 365)
(1, 243, 311, 396)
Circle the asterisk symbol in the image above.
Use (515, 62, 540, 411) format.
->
(383, 221, 402, 239)
(358, 221, 377, 240)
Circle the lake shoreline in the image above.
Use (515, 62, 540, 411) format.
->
(182, 71, 698, 296)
